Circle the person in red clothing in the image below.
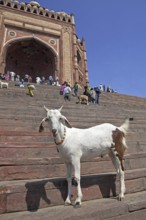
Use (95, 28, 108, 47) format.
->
(60, 81, 67, 95)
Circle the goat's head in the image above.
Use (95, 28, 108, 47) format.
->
(39, 106, 72, 136)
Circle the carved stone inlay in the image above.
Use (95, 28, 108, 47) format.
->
(49, 39, 56, 45)
(8, 31, 16, 37)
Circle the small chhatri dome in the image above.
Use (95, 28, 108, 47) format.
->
(29, 1, 40, 7)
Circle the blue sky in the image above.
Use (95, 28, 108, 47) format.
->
(27, 0, 146, 98)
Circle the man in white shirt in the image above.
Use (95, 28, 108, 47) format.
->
(63, 84, 71, 101)
(10, 71, 15, 81)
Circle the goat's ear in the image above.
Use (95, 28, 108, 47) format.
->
(39, 117, 48, 132)
(44, 105, 49, 112)
(39, 123, 44, 132)
(60, 115, 72, 128)
(58, 106, 63, 112)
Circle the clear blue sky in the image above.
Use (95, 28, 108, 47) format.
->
(27, 0, 146, 98)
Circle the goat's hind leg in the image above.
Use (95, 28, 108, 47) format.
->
(65, 162, 73, 206)
(109, 151, 126, 201)
(118, 168, 125, 201)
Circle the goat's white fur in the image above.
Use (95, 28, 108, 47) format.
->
(39, 106, 131, 207)
(0, 80, 8, 88)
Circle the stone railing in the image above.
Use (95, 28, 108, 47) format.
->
(0, 0, 73, 24)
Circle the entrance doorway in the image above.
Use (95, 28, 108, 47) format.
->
(5, 38, 56, 82)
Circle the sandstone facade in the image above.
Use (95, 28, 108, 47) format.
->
(0, 0, 88, 86)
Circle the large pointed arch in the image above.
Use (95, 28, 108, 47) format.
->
(2, 36, 59, 82)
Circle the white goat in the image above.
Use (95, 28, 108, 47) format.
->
(0, 80, 9, 88)
(39, 106, 132, 207)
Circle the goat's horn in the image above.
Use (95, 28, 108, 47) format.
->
(44, 105, 49, 112)
(59, 106, 63, 112)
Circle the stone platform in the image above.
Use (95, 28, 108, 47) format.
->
(0, 82, 146, 219)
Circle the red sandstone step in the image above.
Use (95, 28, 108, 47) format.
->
(0, 191, 146, 220)
(0, 101, 144, 115)
(0, 130, 145, 139)
(0, 142, 56, 158)
(1, 93, 146, 110)
(1, 96, 145, 109)
(0, 113, 144, 128)
(1, 99, 146, 113)
(0, 89, 146, 108)
(0, 134, 52, 143)
(0, 82, 144, 98)
(1, 140, 146, 157)
(0, 135, 146, 159)
(0, 117, 145, 131)
(0, 90, 145, 111)
(0, 108, 145, 127)
(0, 80, 146, 218)
(0, 143, 146, 158)
(0, 153, 146, 181)
(0, 112, 133, 122)
(0, 122, 146, 138)
(0, 168, 145, 214)
(0, 143, 56, 158)
(1, 124, 146, 134)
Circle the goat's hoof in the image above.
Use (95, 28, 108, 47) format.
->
(74, 202, 81, 208)
(117, 195, 124, 201)
(64, 201, 72, 206)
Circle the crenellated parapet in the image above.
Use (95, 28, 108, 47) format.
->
(0, 0, 74, 24)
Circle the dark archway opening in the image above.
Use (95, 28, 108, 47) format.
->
(5, 39, 56, 82)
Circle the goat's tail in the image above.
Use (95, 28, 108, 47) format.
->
(118, 117, 133, 135)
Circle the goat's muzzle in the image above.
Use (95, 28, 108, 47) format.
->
(52, 129, 57, 137)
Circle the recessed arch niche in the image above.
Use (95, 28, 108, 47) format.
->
(5, 38, 57, 82)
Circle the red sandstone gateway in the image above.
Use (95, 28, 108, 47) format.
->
(0, 0, 88, 87)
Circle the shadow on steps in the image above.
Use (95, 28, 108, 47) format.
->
(25, 173, 117, 212)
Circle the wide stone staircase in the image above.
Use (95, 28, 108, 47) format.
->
(0, 82, 146, 220)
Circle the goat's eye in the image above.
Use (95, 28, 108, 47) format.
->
(59, 117, 63, 123)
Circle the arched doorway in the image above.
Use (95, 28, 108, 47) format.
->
(4, 38, 57, 82)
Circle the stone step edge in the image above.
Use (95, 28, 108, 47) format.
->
(0, 129, 145, 136)
(0, 191, 146, 220)
(0, 153, 146, 165)
(0, 169, 145, 215)
(0, 131, 51, 136)
(0, 139, 146, 147)
(0, 168, 146, 193)
(0, 152, 146, 166)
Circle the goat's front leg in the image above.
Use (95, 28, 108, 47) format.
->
(65, 162, 73, 206)
(72, 158, 83, 208)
